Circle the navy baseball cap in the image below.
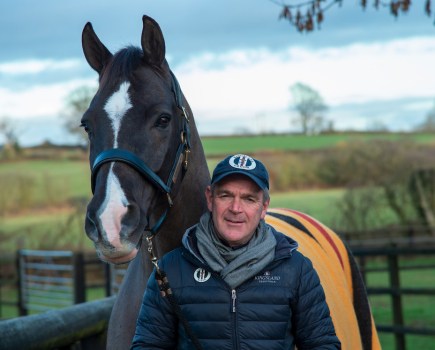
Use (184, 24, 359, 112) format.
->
(211, 154, 269, 190)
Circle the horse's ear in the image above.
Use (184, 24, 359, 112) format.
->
(141, 15, 166, 67)
(82, 22, 113, 74)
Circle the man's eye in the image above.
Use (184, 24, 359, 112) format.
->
(218, 194, 231, 200)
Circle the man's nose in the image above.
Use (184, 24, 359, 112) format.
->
(229, 197, 242, 212)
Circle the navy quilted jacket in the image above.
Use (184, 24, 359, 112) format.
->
(131, 227, 340, 349)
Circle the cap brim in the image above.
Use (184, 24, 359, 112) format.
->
(212, 171, 268, 190)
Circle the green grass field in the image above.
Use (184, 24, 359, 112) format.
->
(0, 158, 421, 250)
(270, 188, 344, 223)
(202, 132, 435, 156)
(0, 159, 91, 202)
(2, 156, 345, 251)
(1, 131, 429, 247)
(364, 258, 435, 350)
(2, 210, 93, 251)
(1, 187, 346, 251)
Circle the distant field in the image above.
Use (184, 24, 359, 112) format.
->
(2, 210, 93, 251)
(201, 132, 435, 156)
(2, 132, 433, 250)
(1, 187, 345, 251)
(270, 188, 344, 225)
(0, 159, 91, 203)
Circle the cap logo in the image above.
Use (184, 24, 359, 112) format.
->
(229, 154, 256, 170)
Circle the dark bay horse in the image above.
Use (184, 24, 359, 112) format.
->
(81, 15, 381, 349)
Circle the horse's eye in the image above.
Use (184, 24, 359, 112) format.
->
(80, 121, 94, 139)
(155, 115, 171, 128)
(80, 121, 90, 133)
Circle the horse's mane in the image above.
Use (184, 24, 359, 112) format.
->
(106, 46, 144, 82)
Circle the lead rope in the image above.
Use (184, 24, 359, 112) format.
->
(146, 236, 203, 350)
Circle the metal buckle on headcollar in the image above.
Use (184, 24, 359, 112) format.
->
(166, 193, 173, 207)
(180, 131, 190, 171)
(146, 234, 160, 271)
(183, 149, 190, 171)
(181, 106, 189, 122)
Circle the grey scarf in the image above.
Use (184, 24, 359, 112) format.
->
(196, 212, 276, 289)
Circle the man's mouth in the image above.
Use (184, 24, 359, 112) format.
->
(226, 218, 244, 224)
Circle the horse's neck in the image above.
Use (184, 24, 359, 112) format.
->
(145, 128, 209, 263)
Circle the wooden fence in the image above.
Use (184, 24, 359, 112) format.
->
(0, 250, 127, 318)
(352, 245, 435, 350)
(1, 245, 435, 349)
(0, 249, 125, 350)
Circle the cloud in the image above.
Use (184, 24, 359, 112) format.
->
(0, 78, 95, 119)
(0, 59, 81, 75)
(176, 36, 435, 116)
(167, 35, 435, 134)
(1, 35, 434, 140)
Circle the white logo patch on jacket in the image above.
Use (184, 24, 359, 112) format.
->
(194, 268, 211, 283)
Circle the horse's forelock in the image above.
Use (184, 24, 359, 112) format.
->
(106, 46, 143, 81)
(101, 45, 169, 92)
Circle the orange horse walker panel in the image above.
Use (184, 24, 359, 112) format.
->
(266, 208, 381, 350)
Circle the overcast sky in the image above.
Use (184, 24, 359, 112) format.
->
(1, 0, 435, 146)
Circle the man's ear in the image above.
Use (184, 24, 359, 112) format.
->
(205, 186, 213, 212)
(261, 198, 270, 219)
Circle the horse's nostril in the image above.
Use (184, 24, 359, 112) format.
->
(85, 212, 99, 242)
(120, 204, 141, 234)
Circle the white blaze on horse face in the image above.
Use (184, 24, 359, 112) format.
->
(98, 164, 128, 247)
(104, 81, 132, 148)
(99, 81, 132, 247)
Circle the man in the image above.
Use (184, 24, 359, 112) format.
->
(131, 154, 340, 349)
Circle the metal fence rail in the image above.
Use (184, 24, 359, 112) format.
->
(17, 250, 85, 315)
(1, 250, 128, 319)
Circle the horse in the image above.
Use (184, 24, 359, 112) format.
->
(81, 15, 381, 350)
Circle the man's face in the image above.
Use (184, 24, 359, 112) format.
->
(205, 174, 270, 247)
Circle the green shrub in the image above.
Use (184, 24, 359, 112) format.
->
(0, 172, 71, 215)
(42, 173, 70, 205)
(262, 152, 324, 191)
(0, 174, 36, 214)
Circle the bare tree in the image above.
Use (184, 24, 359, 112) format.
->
(415, 99, 435, 132)
(62, 86, 95, 145)
(290, 82, 328, 135)
(0, 117, 19, 145)
(0, 117, 21, 158)
(336, 186, 385, 233)
(320, 139, 435, 234)
(270, 0, 433, 33)
(409, 169, 435, 235)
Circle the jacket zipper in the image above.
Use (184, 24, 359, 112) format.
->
(231, 289, 240, 350)
(231, 289, 237, 312)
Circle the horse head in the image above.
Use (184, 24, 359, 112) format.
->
(81, 16, 208, 265)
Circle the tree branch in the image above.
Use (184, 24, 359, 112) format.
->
(269, 0, 434, 33)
